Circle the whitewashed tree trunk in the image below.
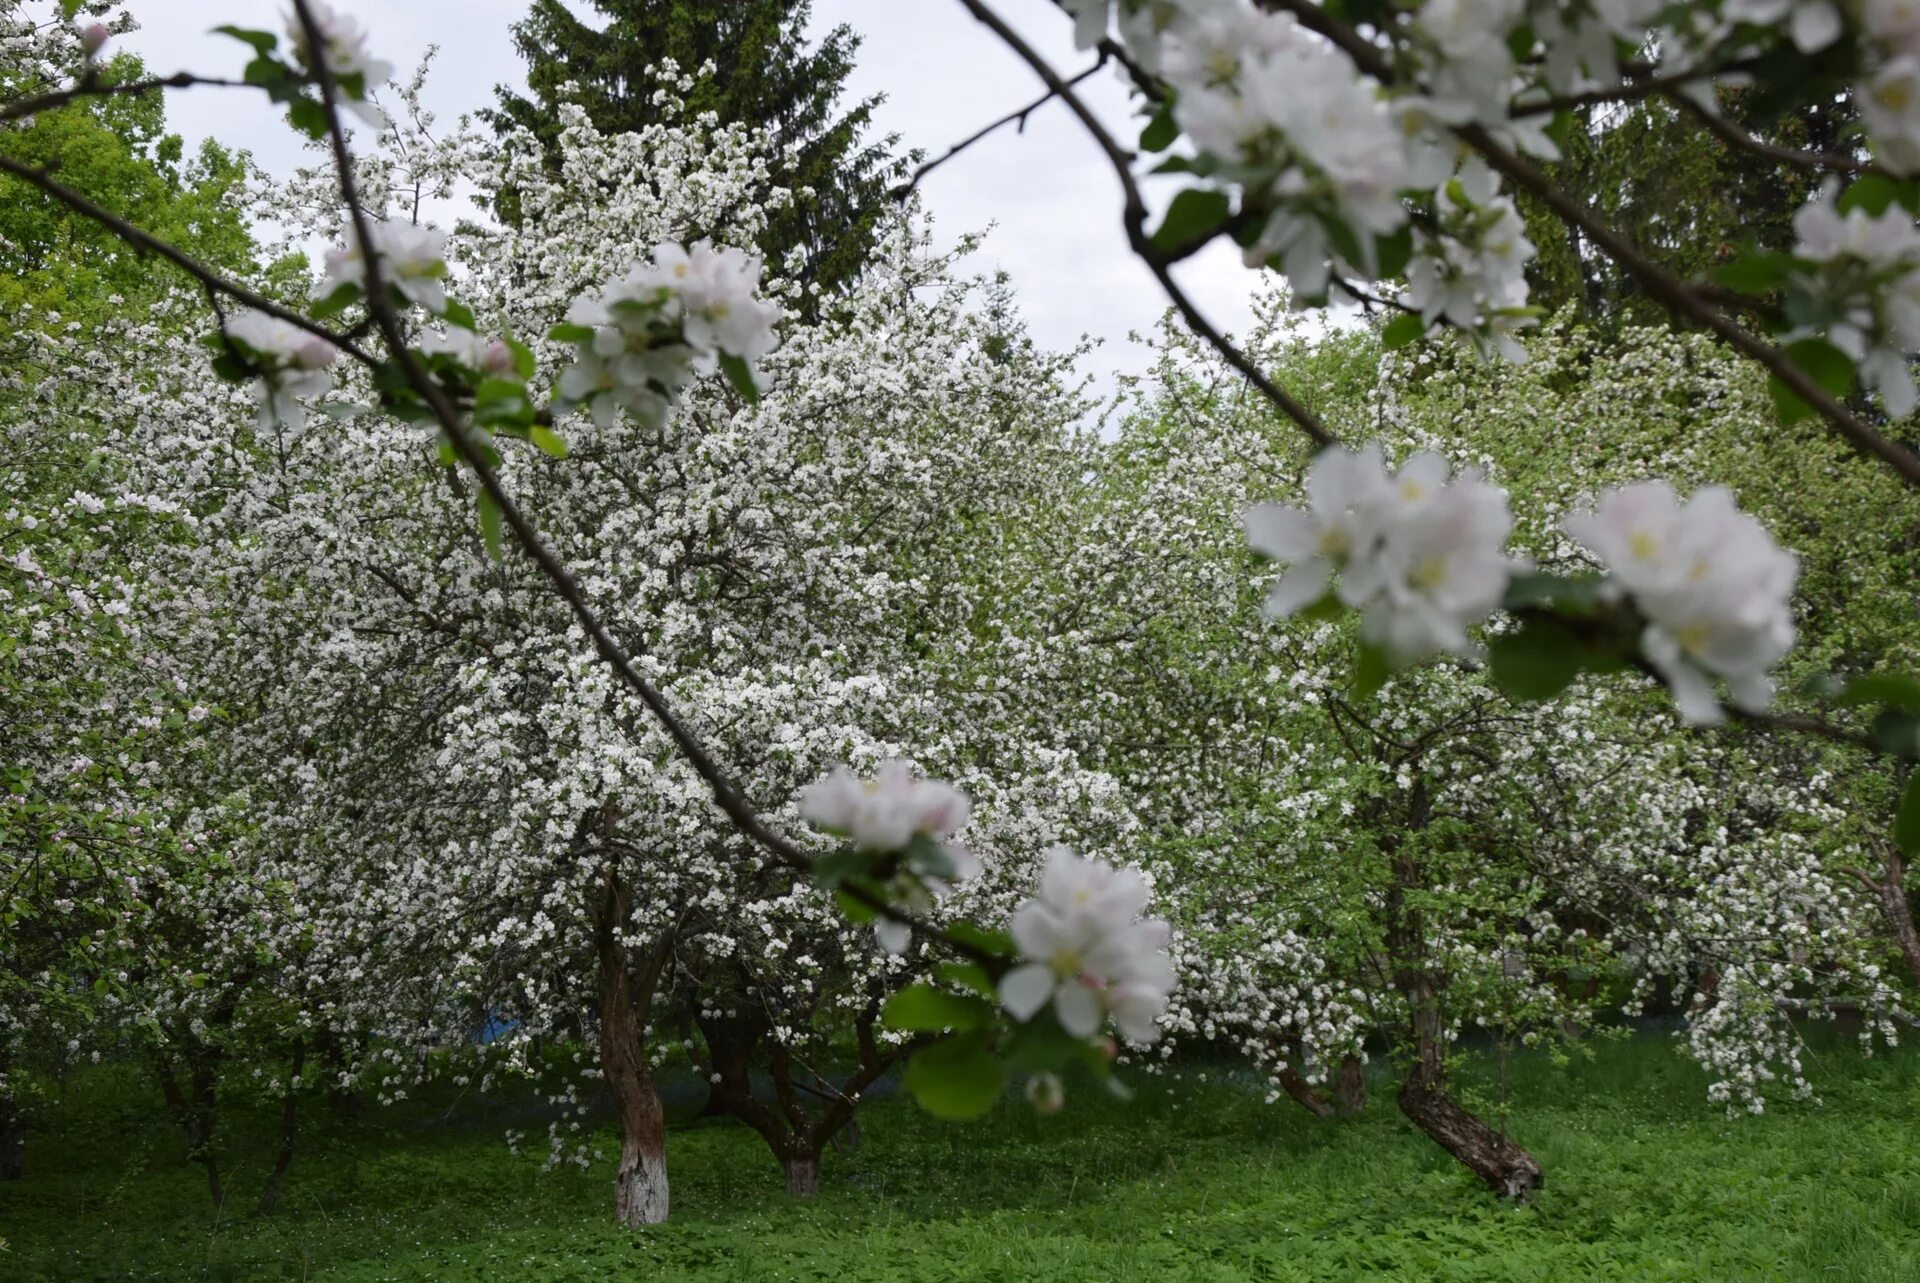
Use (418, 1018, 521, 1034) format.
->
(615, 1142, 669, 1226)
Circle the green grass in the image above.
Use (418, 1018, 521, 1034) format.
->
(5, 1033, 1920, 1281)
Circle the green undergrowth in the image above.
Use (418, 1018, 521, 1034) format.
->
(3, 1032, 1919, 1281)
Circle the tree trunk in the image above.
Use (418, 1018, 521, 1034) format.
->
(255, 1040, 305, 1216)
(1398, 973, 1541, 1200)
(0, 1091, 23, 1181)
(1276, 1063, 1337, 1119)
(595, 871, 671, 1227)
(154, 1054, 225, 1208)
(1871, 847, 1920, 990)
(1332, 1054, 1367, 1116)
(694, 1010, 763, 1119)
(1384, 779, 1541, 1200)
(783, 1153, 821, 1197)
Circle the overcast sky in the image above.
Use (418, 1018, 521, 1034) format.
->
(119, 0, 1267, 398)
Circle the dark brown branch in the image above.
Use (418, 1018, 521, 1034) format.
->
(0, 71, 249, 126)
(955, 0, 1337, 451)
(0, 151, 372, 363)
(893, 58, 1108, 201)
(1255, 0, 1920, 488)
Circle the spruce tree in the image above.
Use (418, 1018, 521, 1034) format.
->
(492, 0, 901, 311)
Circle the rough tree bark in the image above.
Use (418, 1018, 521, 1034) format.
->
(254, 1039, 306, 1216)
(595, 868, 672, 1227)
(1332, 1054, 1367, 1116)
(0, 1089, 23, 1181)
(154, 1050, 225, 1208)
(693, 1008, 763, 1119)
(1864, 843, 1920, 990)
(1386, 780, 1542, 1201)
(703, 998, 903, 1198)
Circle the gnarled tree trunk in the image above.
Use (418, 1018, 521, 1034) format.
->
(254, 1039, 305, 1216)
(155, 1051, 225, 1208)
(1867, 844, 1920, 990)
(1386, 780, 1542, 1201)
(1332, 1054, 1367, 1116)
(783, 1154, 820, 1196)
(595, 870, 672, 1227)
(0, 1090, 23, 1181)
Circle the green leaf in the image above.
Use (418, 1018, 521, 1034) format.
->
(882, 984, 992, 1033)
(936, 962, 997, 999)
(717, 352, 760, 404)
(1151, 188, 1234, 255)
(287, 97, 329, 141)
(813, 848, 873, 890)
(1770, 337, 1854, 424)
(1503, 571, 1608, 614)
(1297, 592, 1346, 623)
(904, 1033, 1005, 1120)
(833, 888, 876, 924)
(1489, 620, 1584, 702)
(1837, 672, 1920, 713)
(443, 299, 478, 332)
(505, 337, 537, 382)
(213, 25, 278, 54)
(310, 282, 361, 320)
(1353, 641, 1391, 700)
(904, 831, 958, 880)
(1871, 709, 1920, 759)
(1713, 252, 1794, 294)
(528, 425, 568, 459)
(548, 323, 596, 344)
(946, 921, 1017, 957)
(1139, 107, 1179, 154)
(1836, 173, 1920, 217)
(1373, 226, 1414, 281)
(477, 490, 503, 561)
(1382, 313, 1426, 350)
(1896, 773, 1920, 855)
(320, 402, 368, 422)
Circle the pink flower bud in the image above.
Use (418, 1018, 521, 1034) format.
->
(480, 340, 517, 378)
(80, 23, 110, 58)
(293, 335, 339, 371)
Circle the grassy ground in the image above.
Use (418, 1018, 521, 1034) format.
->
(3, 1033, 1919, 1281)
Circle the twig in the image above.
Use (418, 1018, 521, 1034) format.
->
(0, 151, 371, 363)
(955, 0, 1336, 451)
(0, 72, 248, 126)
(893, 58, 1108, 201)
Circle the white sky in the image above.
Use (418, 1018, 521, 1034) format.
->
(120, 0, 1267, 397)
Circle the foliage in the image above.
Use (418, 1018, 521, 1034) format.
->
(491, 0, 902, 307)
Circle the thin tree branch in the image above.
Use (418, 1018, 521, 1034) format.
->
(956, 0, 1336, 450)
(0, 72, 249, 126)
(0, 150, 371, 362)
(893, 57, 1107, 201)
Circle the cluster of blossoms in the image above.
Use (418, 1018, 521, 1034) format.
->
(1566, 482, 1799, 725)
(1063, 0, 1542, 355)
(221, 309, 338, 431)
(318, 221, 451, 314)
(799, 762, 980, 953)
(286, 0, 391, 123)
(556, 240, 783, 428)
(421, 327, 518, 379)
(999, 847, 1174, 1045)
(1245, 445, 1519, 662)
(1404, 161, 1537, 359)
(1789, 183, 1920, 414)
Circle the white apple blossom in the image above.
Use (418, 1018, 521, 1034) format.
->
(1403, 160, 1537, 358)
(1565, 482, 1799, 723)
(285, 1, 392, 123)
(319, 220, 450, 314)
(798, 760, 972, 853)
(1246, 445, 1519, 660)
(421, 327, 517, 378)
(219, 308, 337, 431)
(999, 847, 1174, 1044)
(644, 240, 783, 370)
(1789, 183, 1920, 415)
(1723, 0, 1844, 52)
